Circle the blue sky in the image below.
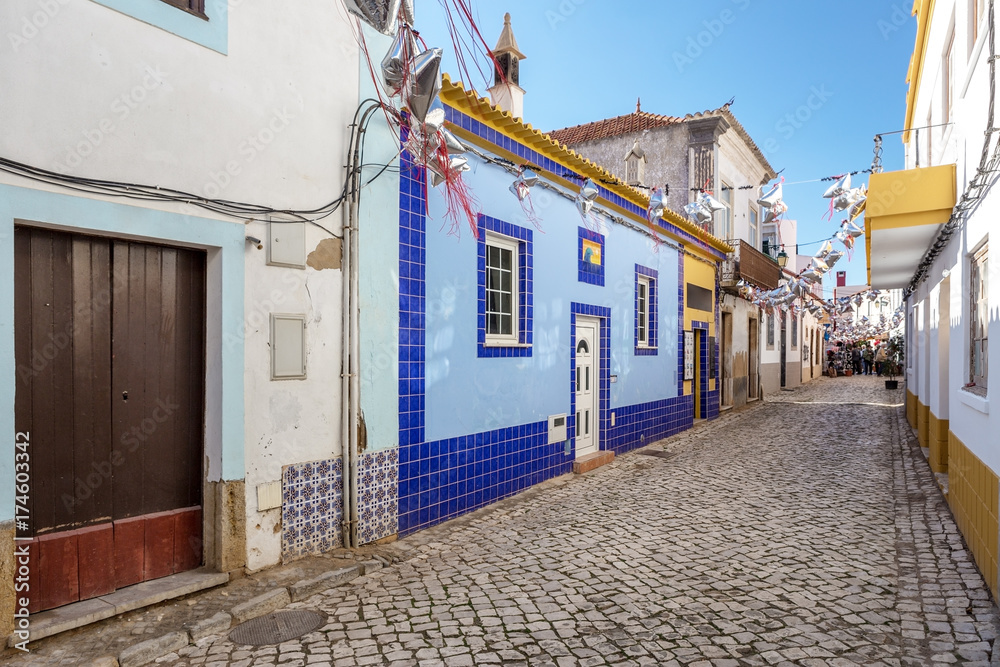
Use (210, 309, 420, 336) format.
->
(414, 0, 918, 293)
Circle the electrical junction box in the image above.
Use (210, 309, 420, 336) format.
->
(268, 221, 306, 268)
(548, 414, 567, 444)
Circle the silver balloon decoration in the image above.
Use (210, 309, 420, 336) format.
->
(823, 173, 851, 199)
(825, 249, 844, 268)
(344, 0, 403, 35)
(802, 268, 823, 283)
(576, 178, 599, 217)
(406, 48, 443, 124)
(763, 201, 788, 224)
(441, 128, 466, 155)
(381, 28, 419, 97)
(429, 156, 470, 188)
(843, 220, 865, 239)
(648, 187, 666, 222)
(833, 187, 867, 213)
(757, 182, 784, 208)
(698, 191, 726, 213)
(684, 201, 712, 225)
(509, 168, 538, 202)
(400, 0, 415, 25)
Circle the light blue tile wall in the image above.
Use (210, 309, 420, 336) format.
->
(423, 152, 679, 443)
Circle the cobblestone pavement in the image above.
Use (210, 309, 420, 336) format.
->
(13, 376, 1000, 666)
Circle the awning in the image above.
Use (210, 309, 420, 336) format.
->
(864, 164, 956, 289)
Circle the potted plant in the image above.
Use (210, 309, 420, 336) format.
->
(884, 334, 904, 390)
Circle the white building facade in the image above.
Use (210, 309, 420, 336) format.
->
(0, 0, 398, 637)
(866, 0, 999, 595)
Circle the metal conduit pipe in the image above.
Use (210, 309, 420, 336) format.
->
(341, 101, 382, 549)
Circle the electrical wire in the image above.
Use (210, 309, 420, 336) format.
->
(0, 98, 398, 237)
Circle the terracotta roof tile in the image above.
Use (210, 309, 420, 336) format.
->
(547, 111, 683, 145)
(548, 106, 776, 180)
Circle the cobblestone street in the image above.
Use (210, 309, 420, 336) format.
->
(11, 376, 1000, 666)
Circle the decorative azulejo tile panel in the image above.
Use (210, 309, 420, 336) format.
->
(281, 458, 343, 562)
(357, 448, 399, 545)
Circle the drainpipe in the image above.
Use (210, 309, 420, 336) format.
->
(341, 102, 381, 549)
(341, 147, 354, 548)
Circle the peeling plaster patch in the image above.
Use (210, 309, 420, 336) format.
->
(307, 238, 342, 270)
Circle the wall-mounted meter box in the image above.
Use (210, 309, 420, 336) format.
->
(548, 414, 567, 443)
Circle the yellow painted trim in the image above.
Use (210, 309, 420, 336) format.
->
(948, 432, 1000, 596)
(904, 0, 935, 144)
(439, 75, 733, 258)
(928, 411, 949, 473)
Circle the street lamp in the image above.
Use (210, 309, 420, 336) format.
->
(777, 248, 789, 268)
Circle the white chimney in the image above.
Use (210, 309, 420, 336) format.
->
(487, 13, 526, 118)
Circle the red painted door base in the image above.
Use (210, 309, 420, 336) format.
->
(25, 506, 202, 613)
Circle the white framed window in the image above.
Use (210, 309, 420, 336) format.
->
(749, 205, 759, 250)
(944, 29, 955, 123)
(720, 182, 733, 241)
(485, 232, 520, 345)
(637, 275, 652, 347)
(970, 243, 988, 389)
(970, 0, 985, 58)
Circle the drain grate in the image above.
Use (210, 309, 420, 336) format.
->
(229, 610, 327, 646)
(638, 449, 676, 460)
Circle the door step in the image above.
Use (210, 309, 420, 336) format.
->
(10, 568, 228, 645)
(573, 451, 615, 474)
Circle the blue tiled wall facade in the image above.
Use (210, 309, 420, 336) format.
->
(395, 106, 721, 537)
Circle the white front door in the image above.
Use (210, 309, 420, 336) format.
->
(575, 317, 599, 458)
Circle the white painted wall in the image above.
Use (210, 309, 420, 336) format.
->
(901, 0, 997, 473)
(0, 0, 372, 570)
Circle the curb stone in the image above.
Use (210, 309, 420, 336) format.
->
(118, 631, 189, 667)
(359, 559, 383, 575)
(230, 588, 291, 625)
(113, 560, 386, 664)
(183, 611, 232, 642)
(289, 565, 362, 602)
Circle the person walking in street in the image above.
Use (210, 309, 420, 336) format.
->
(863, 344, 874, 375)
(875, 343, 887, 376)
(851, 344, 862, 375)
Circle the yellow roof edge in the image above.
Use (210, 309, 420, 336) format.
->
(904, 0, 935, 144)
(439, 74, 733, 257)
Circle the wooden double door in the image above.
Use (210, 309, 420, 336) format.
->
(14, 226, 206, 611)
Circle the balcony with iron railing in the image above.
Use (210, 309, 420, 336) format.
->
(721, 239, 780, 291)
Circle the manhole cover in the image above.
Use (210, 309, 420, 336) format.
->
(229, 610, 327, 646)
(638, 449, 676, 460)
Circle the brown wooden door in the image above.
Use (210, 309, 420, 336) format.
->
(14, 227, 206, 611)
